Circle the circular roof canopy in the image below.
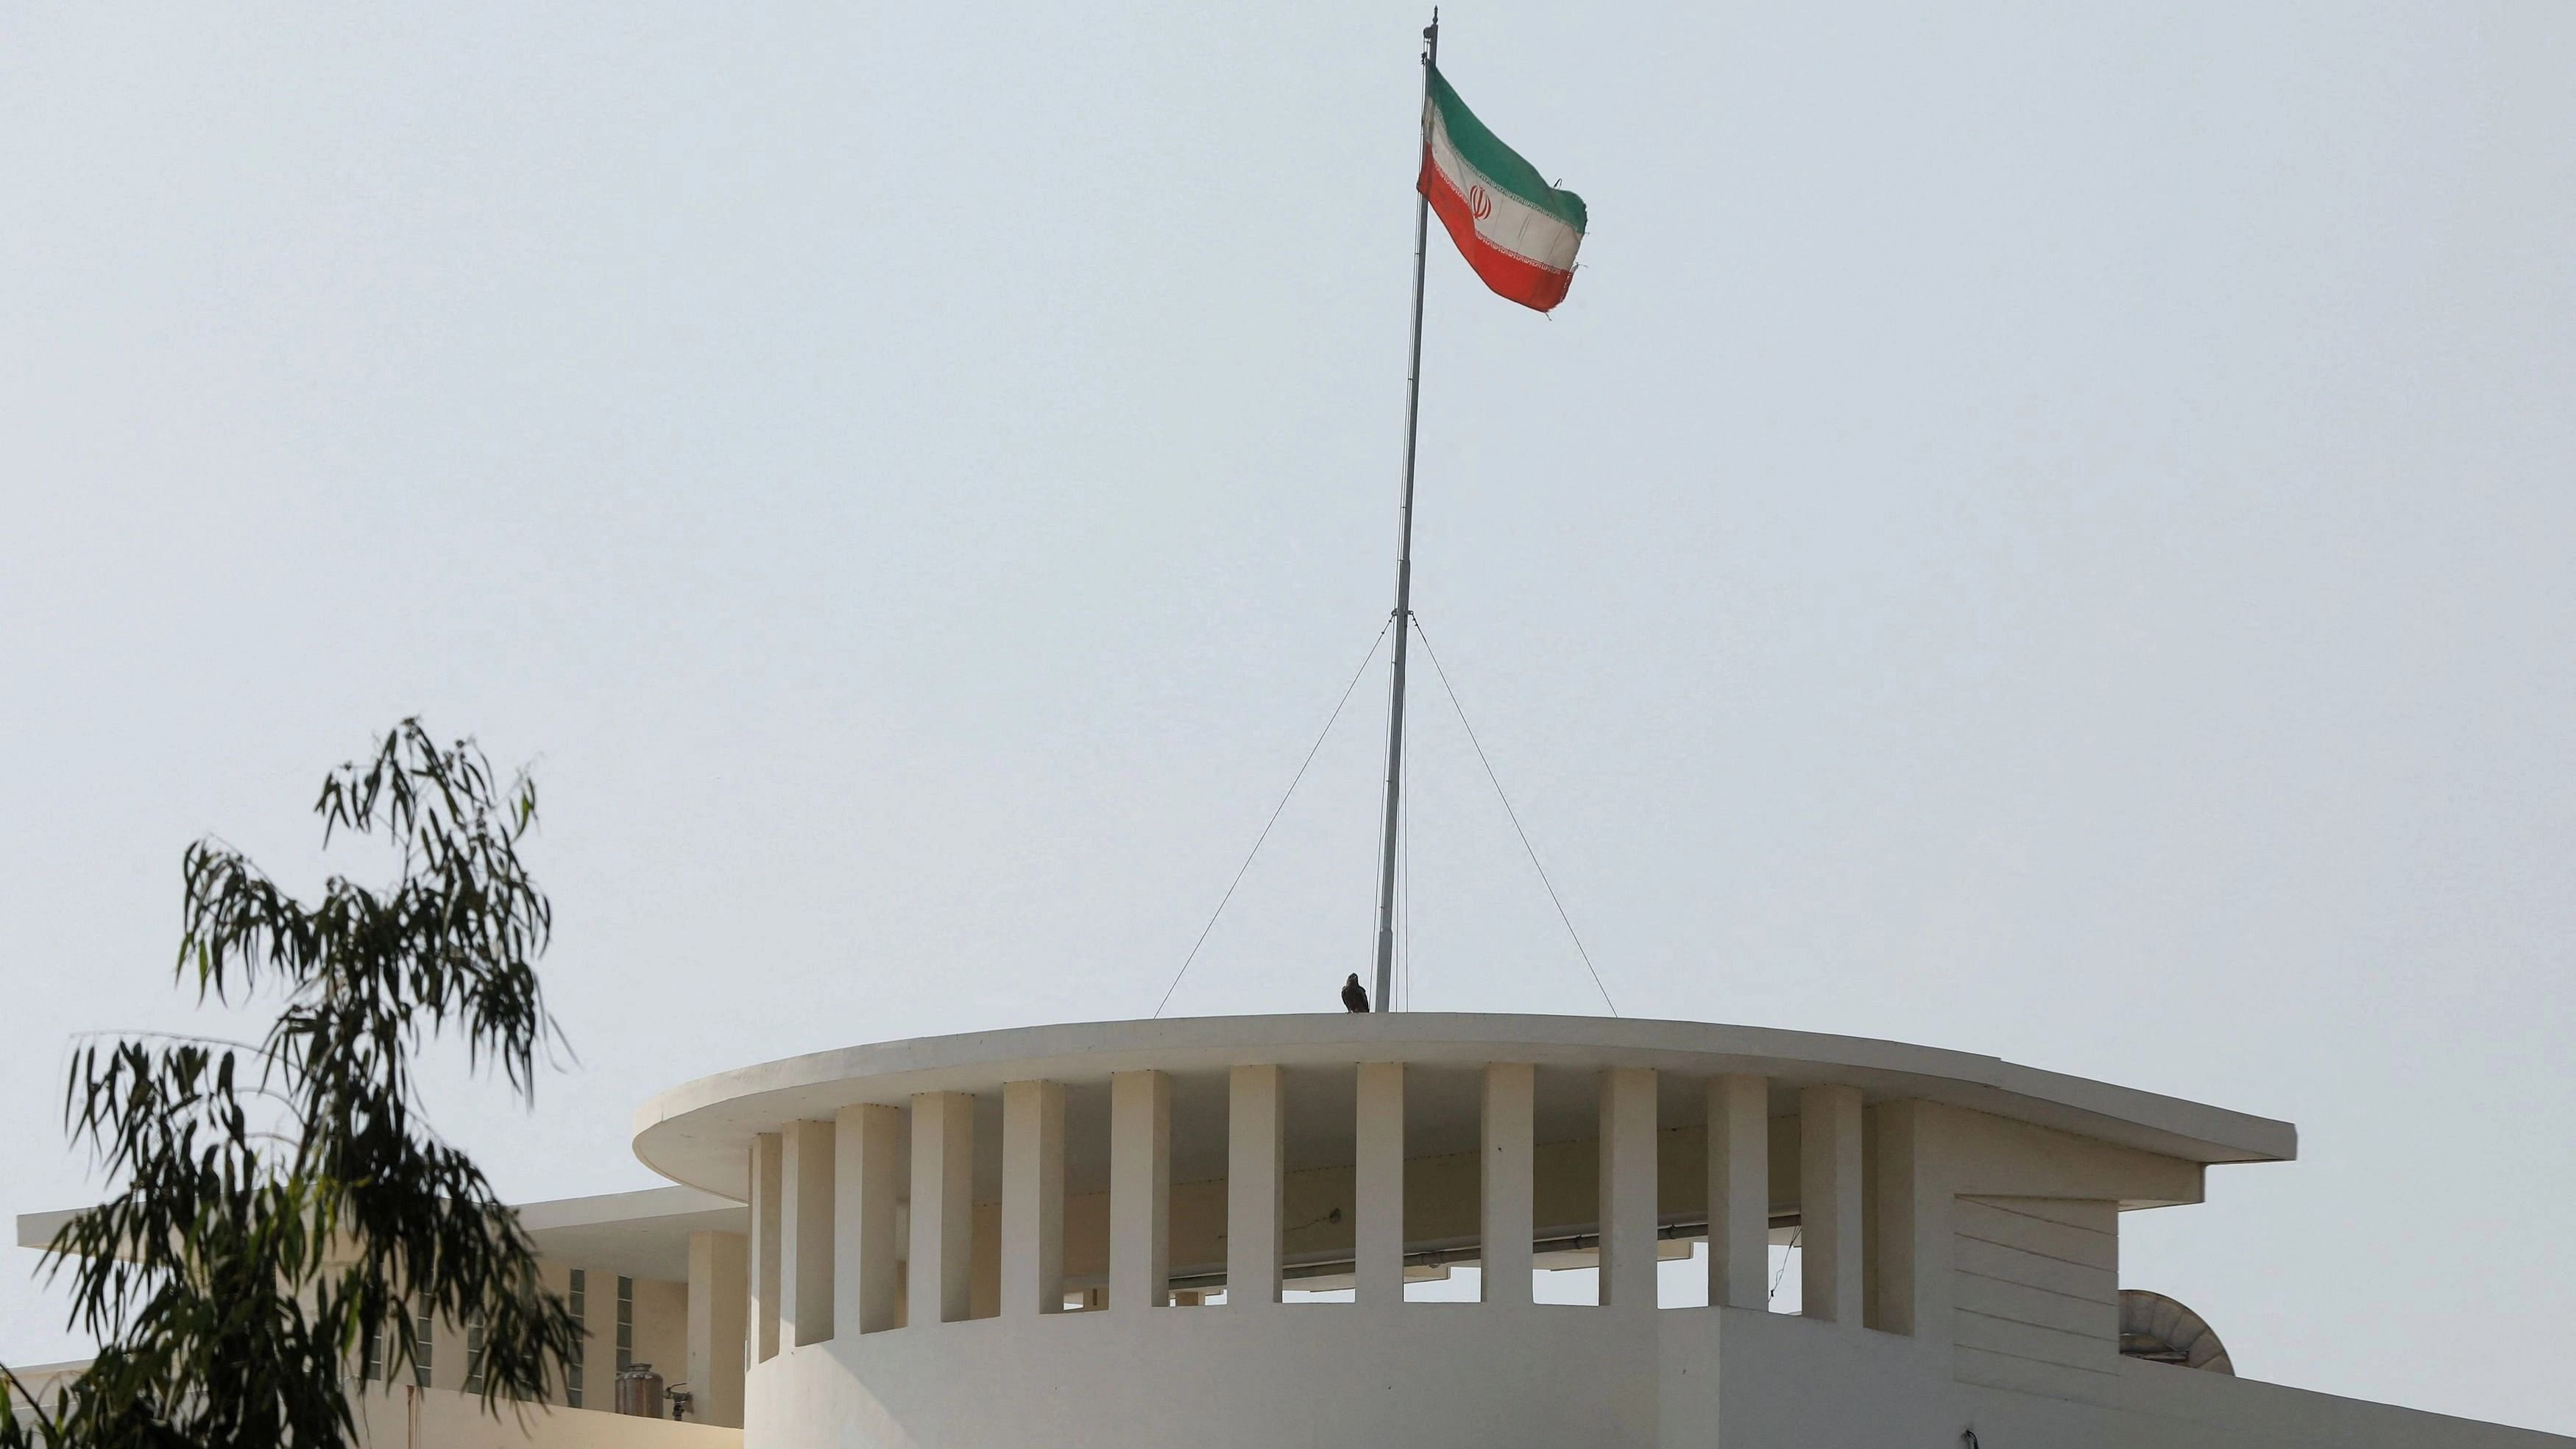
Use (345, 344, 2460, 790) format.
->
(631, 1012, 2295, 1201)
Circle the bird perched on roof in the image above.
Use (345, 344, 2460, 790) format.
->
(1342, 973, 1370, 1013)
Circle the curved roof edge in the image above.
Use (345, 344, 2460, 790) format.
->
(631, 1013, 2297, 1200)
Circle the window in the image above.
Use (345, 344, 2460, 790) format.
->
(567, 1269, 587, 1408)
(615, 1276, 634, 1372)
(415, 1297, 434, 1388)
(361, 1325, 382, 1384)
(463, 1314, 486, 1395)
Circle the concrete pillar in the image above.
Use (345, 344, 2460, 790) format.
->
(1226, 1064, 1284, 1307)
(1354, 1062, 1406, 1306)
(1800, 1083, 1866, 1325)
(1597, 1067, 1658, 1311)
(908, 1091, 976, 1326)
(779, 1119, 835, 1346)
(1708, 1074, 1770, 1309)
(746, 1133, 782, 1363)
(685, 1230, 747, 1428)
(835, 1103, 902, 1336)
(1109, 1070, 1172, 1312)
(1000, 1080, 1066, 1318)
(1480, 1063, 1535, 1306)
(1868, 1100, 1925, 1336)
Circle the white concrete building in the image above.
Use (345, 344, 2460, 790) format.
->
(16, 1012, 2572, 1446)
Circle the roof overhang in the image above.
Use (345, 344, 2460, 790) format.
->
(18, 1186, 746, 1285)
(631, 1012, 2297, 1201)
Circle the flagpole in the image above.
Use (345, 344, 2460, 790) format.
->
(1371, 12, 1438, 1013)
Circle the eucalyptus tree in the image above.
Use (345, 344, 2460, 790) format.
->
(1, 721, 587, 1448)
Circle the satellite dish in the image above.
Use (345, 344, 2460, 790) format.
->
(2120, 1289, 2234, 1374)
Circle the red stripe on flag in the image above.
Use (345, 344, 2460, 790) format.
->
(1418, 149, 1574, 313)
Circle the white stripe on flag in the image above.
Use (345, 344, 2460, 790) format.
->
(1426, 104, 1581, 274)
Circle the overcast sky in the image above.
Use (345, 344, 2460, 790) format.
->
(4, 0, 2573, 1434)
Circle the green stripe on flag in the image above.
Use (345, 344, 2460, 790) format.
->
(1426, 65, 1587, 234)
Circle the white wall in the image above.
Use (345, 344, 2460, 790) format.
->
(347, 1384, 742, 1449)
(743, 1303, 2575, 1449)
(746, 1305, 1670, 1449)
(1950, 1195, 2120, 1401)
(629, 1276, 690, 1398)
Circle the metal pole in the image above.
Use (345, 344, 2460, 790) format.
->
(1371, 12, 1437, 1012)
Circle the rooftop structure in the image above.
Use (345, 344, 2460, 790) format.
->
(16, 1012, 2569, 1446)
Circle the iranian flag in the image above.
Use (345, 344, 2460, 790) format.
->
(1418, 65, 1588, 313)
